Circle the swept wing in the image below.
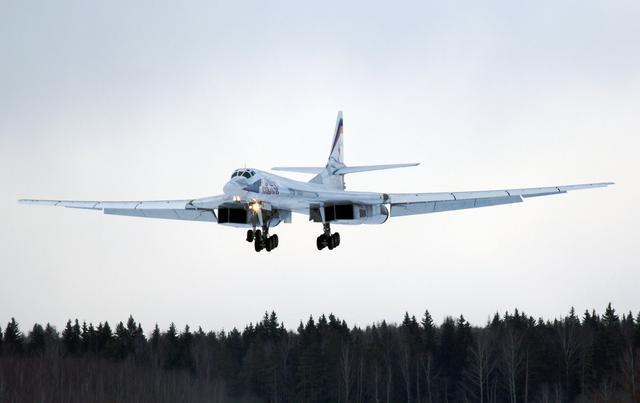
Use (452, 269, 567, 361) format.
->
(19, 195, 229, 222)
(388, 182, 613, 217)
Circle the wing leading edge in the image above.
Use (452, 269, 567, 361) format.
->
(19, 196, 228, 222)
(388, 182, 613, 217)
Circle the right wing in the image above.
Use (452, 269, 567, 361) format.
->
(271, 167, 325, 174)
(388, 182, 613, 217)
(334, 163, 419, 175)
(19, 195, 229, 222)
(271, 163, 419, 175)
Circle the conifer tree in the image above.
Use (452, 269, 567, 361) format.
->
(603, 302, 620, 327)
(635, 312, 640, 349)
(42, 323, 58, 355)
(150, 324, 160, 352)
(421, 310, 437, 352)
(164, 322, 180, 369)
(114, 321, 128, 358)
(28, 323, 45, 354)
(4, 318, 24, 354)
(62, 319, 81, 355)
(98, 321, 113, 355)
(126, 315, 137, 337)
(181, 324, 194, 371)
(81, 321, 89, 353)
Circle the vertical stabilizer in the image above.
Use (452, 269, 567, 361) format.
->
(328, 111, 344, 167)
(310, 111, 346, 189)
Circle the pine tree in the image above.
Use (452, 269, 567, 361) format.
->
(98, 321, 113, 355)
(87, 323, 97, 354)
(421, 310, 437, 353)
(43, 323, 59, 354)
(602, 302, 620, 327)
(81, 321, 89, 353)
(268, 311, 279, 337)
(150, 324, 161, 352)
(439, 316, 457, 399)
(635, 312, 640, 349)
(62, 319, 81, 355)
(455, 315, 474, 394)
(164, 322, 180, 369)
(114, 321, 128, 358)
(126, 316, 137, 335)
(180, 325, 194, 371)
(27, 323, 46, 354)
(4, 318, 25, 354)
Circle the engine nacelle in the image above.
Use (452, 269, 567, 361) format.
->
(217, 204, 291, 228)
(310, 204, 389, 225)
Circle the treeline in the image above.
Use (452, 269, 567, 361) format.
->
(0, 304, 639, 403)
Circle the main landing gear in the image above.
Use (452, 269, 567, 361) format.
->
(247, 229, 279, 252)
(317, 223, 340, 251)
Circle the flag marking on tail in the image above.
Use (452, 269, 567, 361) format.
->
(331, 118, 343, 156)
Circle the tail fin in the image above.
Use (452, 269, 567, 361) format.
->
(307, 111, 419, 190)
(309, 111, 346, 189)
(328, 111, 344, 168)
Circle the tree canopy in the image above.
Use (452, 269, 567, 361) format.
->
(1, 305, 639, 402)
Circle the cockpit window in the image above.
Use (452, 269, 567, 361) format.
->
(231, 169, 255, 179)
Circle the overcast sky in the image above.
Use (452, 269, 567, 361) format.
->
(1, 0, 638, 333)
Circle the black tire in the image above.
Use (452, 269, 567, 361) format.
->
(316, 235, 326, 250)
(255, 229, 262, 241)
(254, 237, 262, 252)
(246, 230, 254, 242)
(333, 232, 340, 247)
(265, 238, 272, 252)
(327, 234, 335, 250)
(272, 234, 279, 249)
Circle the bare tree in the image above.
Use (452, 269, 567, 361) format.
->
(373, 364, 381, 403)
(464, 329, 495, 403)
(340, 342, 352, 403)
(620, 344, 638, 403)
(556, 312, 580, 400)
(399, 340, 412, 403)
(420, 353, 436, 403)
(500, 328, 526, 403)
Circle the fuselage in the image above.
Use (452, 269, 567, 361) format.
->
(222, 168, 384, 214)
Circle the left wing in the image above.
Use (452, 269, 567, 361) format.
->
(19, 195, 228, 222)
(388, 182, 613, 217)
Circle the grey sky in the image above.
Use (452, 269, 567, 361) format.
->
(1, 0, 638, 332)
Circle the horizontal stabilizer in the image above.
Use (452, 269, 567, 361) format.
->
(334, 163, 419, 175)
(271, 167, 325, 174)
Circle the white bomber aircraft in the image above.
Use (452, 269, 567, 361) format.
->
(20, 112, 612, 252)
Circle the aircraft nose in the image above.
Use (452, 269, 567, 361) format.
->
(223, 178, 247, 196)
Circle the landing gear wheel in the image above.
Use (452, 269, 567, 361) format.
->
(332, 232, 340, 247)
(327, 235, 335, 250)
(254, 231, 264, 252)
(271, 234, 279, 249)
(246, 230, 254, 242)
(316, 234, 326, 250)
(265, 237, 273, 252)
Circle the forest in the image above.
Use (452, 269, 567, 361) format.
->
(0, 304, 639, 403)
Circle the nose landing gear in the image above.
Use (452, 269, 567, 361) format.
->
(317, 223, 340, 251)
